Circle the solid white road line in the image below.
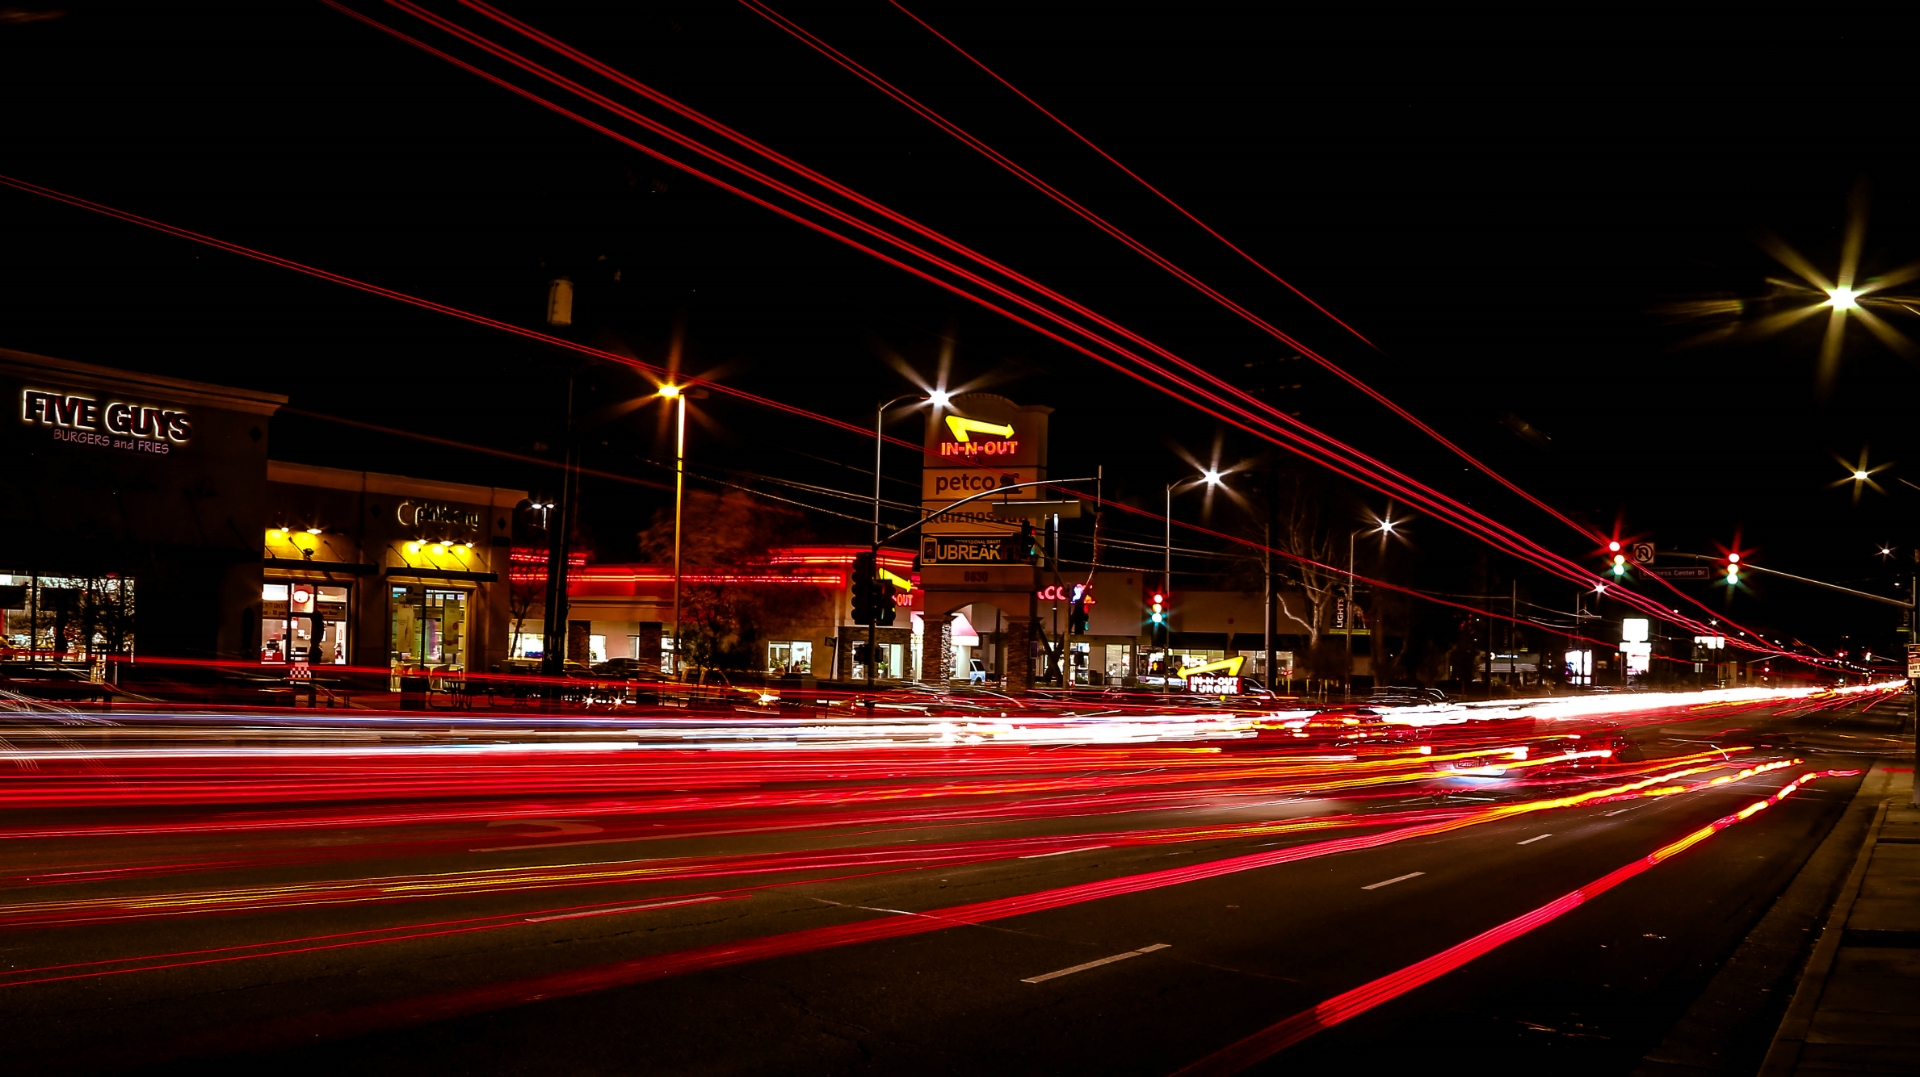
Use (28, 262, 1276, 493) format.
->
(1361, 871, 1425, 891)
(1019, 845, 1111, 859)
(1603, 809, 1632, 817)
(1517, 833, 1553, 845)
(1022, 944, 1170, 984)
(524, 895, 723, 923)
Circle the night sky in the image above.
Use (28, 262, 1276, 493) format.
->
(6, 3, 1918, 653)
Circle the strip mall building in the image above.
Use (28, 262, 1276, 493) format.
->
(2, 350, 1322, 689)
(0, 349, 523, 682)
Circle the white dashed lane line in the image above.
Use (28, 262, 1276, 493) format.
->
(1517, 834, 1553, 845)
(1361, 872, 1425, 891)
(1022, 944, 1170, 984)
(1019, 845, 1110, 859)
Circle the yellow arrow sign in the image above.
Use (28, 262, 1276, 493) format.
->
(945, 415, 1016, 443)
(1177, 655, 1246, 679)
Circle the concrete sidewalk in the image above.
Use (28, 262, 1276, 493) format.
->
(1763, 763, 1920, 1075)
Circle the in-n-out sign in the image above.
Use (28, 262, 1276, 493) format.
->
(939, 415, 1020, 458)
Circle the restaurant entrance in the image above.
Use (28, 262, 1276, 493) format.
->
(389, 583, 471, 674)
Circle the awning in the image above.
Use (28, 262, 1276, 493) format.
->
(384, 567, 498, 583)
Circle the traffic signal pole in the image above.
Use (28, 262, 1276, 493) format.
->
(868, 477, 1095, 697)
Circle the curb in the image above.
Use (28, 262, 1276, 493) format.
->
(1756, 793, 1892, 1076)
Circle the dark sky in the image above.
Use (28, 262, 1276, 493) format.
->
(5, 3, 1918, 653)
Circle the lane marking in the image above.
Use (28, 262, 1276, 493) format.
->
(1022, 943, 1170, 984)
(525, 895, 723, 923)
(1517, 834, 1553, 845)
(1019, 845, 1110, 859)
(1603, 809, 1632, 817)
(1361, 872, 1425, 891)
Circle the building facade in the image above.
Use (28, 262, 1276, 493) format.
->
(1, 348, 285, 663)
(262, 462, 524, 680)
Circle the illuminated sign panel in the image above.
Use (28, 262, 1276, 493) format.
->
(921, 535, 1018, 565)
(21, 388, 191, 454)
(396, 500, 483, 531)
(922, 395, 1051, 538)
(1178, 655, 1247, 680)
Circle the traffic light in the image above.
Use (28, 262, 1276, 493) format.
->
(1148, 590, 1168, 647)
(851, 552, 881, 625)
(875, 578, 898, 626)
(1069, 589, 1090, 635)
(1018, 522, 1039, 562)
(1607, 540, 1627, 578)
(1725, 552, 1741, 586)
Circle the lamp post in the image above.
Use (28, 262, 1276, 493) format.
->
(1162, 469, 1224, 695)
(655, 384, 689, 679)
(866, 390, 948, 687)
(1346, 515, 1397, 700)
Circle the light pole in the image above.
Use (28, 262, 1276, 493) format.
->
(1163, 469, 1224, 694)
(655, 384, 690, 679)
(1347, 515, 1397, 700)
(865, 390, 948, 687)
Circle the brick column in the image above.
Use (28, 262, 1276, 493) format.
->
(936, 617, 954, 686)
(1004, 617, 1035, 693)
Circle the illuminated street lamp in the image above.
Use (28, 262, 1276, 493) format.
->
(1160, 469, 1225, 694)
(656, 383, 688, 675)
(867, 390, 944, 686)
(1347, 513, 1400, 698)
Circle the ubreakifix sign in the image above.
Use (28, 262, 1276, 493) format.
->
(921, 534, 1019, 565)
(22, 388, 191, 454)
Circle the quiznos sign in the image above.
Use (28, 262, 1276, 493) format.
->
(22, 388, 192, 452)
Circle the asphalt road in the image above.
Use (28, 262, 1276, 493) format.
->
(0, 692, 1908, 1076)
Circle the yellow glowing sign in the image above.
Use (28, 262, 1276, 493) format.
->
(944, 416, 1015, 442)
(1177, 655, 1246, 680)
(879, 568, 913, 590)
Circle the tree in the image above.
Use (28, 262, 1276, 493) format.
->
(637, 490, 827, 681)
(1267, 467, 1343, 649)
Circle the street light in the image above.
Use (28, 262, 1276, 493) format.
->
(1347, 513, 1400, 699)
(656, 383, 688, 677)
(1161, 469, 1225, 694)
(868, 391, 943, 686)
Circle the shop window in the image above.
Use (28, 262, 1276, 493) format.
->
(514, 633, 545, 659)
(262, 582, 348, 664)
(852, 642, 903, 681)
(589, 634, 608, 664)
(1105, 643, 1133, 681)
(768, 640, 813, 675)
(390, 585, 470, 672)
(1, 573, 135, 661)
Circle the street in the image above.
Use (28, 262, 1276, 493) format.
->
(0, 690, 1905, 1075)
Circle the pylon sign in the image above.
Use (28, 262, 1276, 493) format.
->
(920, 393, 1051, 537)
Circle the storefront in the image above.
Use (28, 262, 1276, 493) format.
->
(1, 348, 285, 664)
(262, 461, 523, 684)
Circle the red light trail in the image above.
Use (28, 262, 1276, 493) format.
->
(331, 0, 1811, 659)
(1169, 767, 1858, 1074)
(145, 754, 1823, 1055)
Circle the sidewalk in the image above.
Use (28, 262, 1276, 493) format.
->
(1763, 763, 1920, 1075)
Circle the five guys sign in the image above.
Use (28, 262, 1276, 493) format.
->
(22, 388, 192, 453)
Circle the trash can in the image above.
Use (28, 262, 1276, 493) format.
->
(399, 675, 429, 711)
